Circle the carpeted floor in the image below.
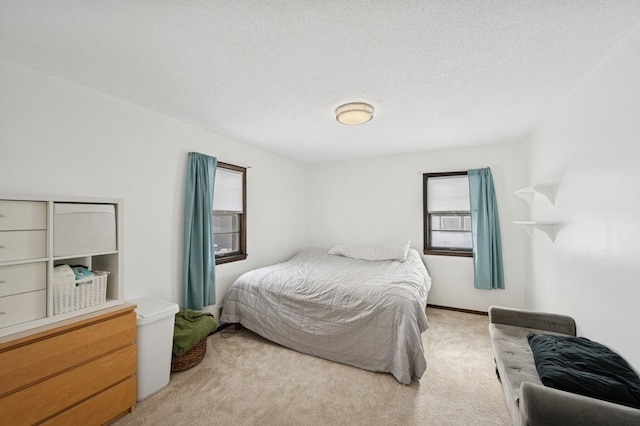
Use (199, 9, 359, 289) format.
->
(114, 308, 511, 426)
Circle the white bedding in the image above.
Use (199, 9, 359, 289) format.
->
(220, 247, 432, 384)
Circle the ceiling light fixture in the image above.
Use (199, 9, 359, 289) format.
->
(335, 102, 374, 125)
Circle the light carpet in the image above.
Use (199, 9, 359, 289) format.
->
(114, 308, 511, 425)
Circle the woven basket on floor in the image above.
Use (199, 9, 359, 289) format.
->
(171, 337, 207, 372)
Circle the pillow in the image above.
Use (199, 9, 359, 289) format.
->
(328, 239, 411, 262)
(528, 334, 640, 409)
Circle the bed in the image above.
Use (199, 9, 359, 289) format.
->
(220, 245, 432, 384)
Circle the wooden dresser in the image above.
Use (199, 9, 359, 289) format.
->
(0, 303, 136, 425)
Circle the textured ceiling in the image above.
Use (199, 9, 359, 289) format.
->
(1, 1, 640, 163)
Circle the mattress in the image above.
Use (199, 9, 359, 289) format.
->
(220, 247, 432, 384)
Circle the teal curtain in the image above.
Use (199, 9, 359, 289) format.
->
(183, 152, 217, 309)
(468, 168, 505, 290)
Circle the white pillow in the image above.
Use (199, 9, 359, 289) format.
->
(328, 239, 411, 262)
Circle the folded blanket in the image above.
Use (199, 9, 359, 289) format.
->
(70, 265, 95, 280)
(173, 310, 218, 356)
(52, 264, 75, 285)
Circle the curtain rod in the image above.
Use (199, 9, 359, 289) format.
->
(189, 152, 252, 169)
(218, 159, 252, 169)
(419, 170, 467, 175)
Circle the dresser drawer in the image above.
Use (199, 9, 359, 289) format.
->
(0, 310, 136, 395)
(0, 262, 46, 297)
(41, 376, 136, 426)
(0, 344, 136, 426)
(0, 200, 47, 231)
(0, 290, 46, 328)
(0, 230, 46, 262)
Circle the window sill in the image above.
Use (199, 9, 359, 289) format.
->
(423, 249, 473, 258)
(215, 253, 248, 265)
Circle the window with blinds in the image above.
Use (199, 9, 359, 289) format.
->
(423, 172, 472, 256)
(213, 162, 247, 264)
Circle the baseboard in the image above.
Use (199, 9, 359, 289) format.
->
(427, 304, 488, 316)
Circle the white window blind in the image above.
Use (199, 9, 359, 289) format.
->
(427, 176, 470, 212)
(213, 167, 243, 212)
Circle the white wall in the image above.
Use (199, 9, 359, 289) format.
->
(0, 57, 531, 317)
(525, 22, 640, 369)
(306, 142, 529, 312)
(0, 59, 308, 312)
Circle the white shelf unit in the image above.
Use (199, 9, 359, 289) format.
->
(514, 183, 556, 205)
(0, 194, 124, 337)
(513, 221, 557, 242)
(513, 183, 558, 242)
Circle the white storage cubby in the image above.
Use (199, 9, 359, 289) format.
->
(0, 194, 124, 337)
(54, 203, 117, 256)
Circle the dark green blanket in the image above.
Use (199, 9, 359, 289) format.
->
(173, 310, 218, 356)
(528, 334, 640, 409)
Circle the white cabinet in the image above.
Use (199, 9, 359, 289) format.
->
(0, 263, 47, 297)
(0, 194, 124, 337)
(0, 200, 47, 231)
(0, 290, 46, 328)
(0, 230, 47, 262)
(54, 203, 117, 256)
(0, 200, 47, 329)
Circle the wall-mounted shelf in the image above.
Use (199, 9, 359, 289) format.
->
(513, 221, 557, 242)
(514, 183, 556, 205)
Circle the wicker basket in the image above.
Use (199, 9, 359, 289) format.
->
(53, 271, 108, 315)
(171, 337, 208, 372)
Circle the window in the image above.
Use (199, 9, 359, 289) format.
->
(423, 172, 472, 257)
(213, 162, 247, 264)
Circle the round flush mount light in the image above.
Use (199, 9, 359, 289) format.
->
(335, 102, 374, 125)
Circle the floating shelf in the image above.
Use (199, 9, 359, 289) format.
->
(514, 184, 556, 205)
(513, 221, 557, 242)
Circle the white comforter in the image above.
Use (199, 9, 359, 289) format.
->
(221, 248, 432, 384)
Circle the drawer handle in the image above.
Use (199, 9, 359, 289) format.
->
(0, 312, 5, 315)
(0, 214, 5, 218)
(0, 280, 5, 284)
(0, 245, 5, 249)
